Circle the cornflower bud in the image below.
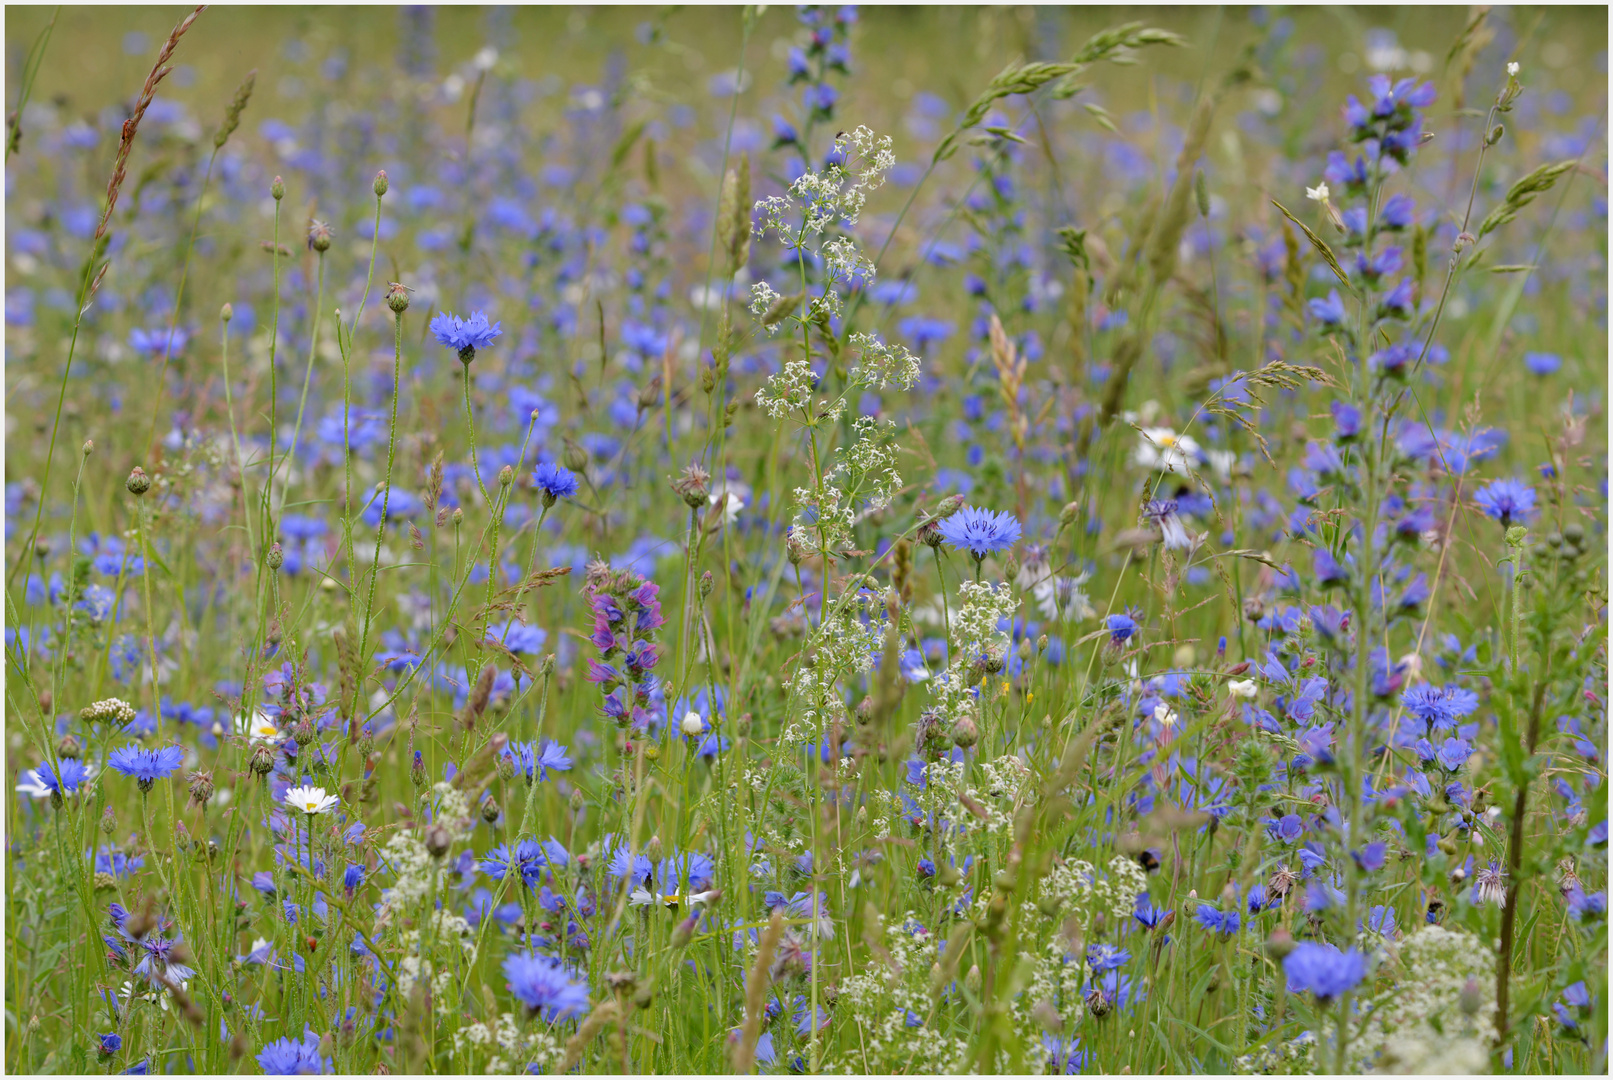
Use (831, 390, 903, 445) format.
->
(249, 743, 276, 777)
(951, 715, 979, 749)
(452, 507, 464, 527)
(292, 718, 316, 747)
(497, 753, 516, 781)
(266, 542, 284, 570)
(480, 797, 501, 824)
(271, 176, 285, 201)
(424, 824, 452, 859)
(307, 220, 333, 252)
(221, 302, 233, 323)
(569, 787, 585, 812)
(125, 467, 152, 496)
(385, 282, 411, 313)
(563, 441, 589, 472)
(699, 570, 714, 599)
(673, 462, 712, 508)
(82, 439, 94, 457)
(498, 465, 514, 488)
(410, 750, 427, 788)
(57, 733, 82, 759)
(373, 170, 389, 197)
(645, 835, 664, 864)
(188, 770, 215, 807)
(100, 806, 117, 835)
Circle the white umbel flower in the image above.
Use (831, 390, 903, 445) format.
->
(285, 785, 339, 816)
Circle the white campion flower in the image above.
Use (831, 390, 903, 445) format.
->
(1305, 182, 1330, 202)
(1506, 61, 1520, 76)
(284, 785, 339, 816)
(1227, 679, 1259, 699)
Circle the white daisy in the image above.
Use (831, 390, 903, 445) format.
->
(284, 785, 339, 816)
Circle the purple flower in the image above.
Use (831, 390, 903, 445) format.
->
(1368, 341, 1419, 376)
(1308, 289, 1346, 325)
(106, 744, 184, 792)
(936, 505, 1022, 561)
(256, 1026, 331, 1074)
(1283, 943, 1367, 1002)
(1436, 737, 1472, 774)
(1270, 813, 1305, 844)
(1194, 905, 1240, 937)
(1474, 479, 1536, 528)
(429, 310, 502, 361)
(502, 951, 590, 1020)
(1331, 400, 1361, 440)
(98, 1033, 123, 1056)
(504, 739, 573, 783)
(1379, 192, 1417, 229)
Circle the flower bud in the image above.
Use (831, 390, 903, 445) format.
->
(57, 733, 82, 759)
(498, 465, 514, 488)
(480, 797, 501, 824)
(100, 806, 117, 834)
(249, 743, 275, 777)
(410, 750, 427, 788)
(292, 718, 316, 747)
(563, 441, 589, 471)
(188, 770, 215, 807)
(497, 753, 516, 781)
(1264, 927, 1296, 960)
(385, 282, 410, 314)
(452, 507, 464, 527)
(681, 712, 705, 737)
(373, 170, 389, 197)
(646, 835, 664, 864)
(267, 542, 284, 570)
(81, 439, 94, 457)
(424, 824, 453, 858)
(569, 787, 585, 812)
(699, 570, 714, 599)
(1059, 500, 1081, 528)
(221, 302, 233, 323)
(308, 220, 333, 253)
(125, 467, 152, 496)
(1459, 976, 1484, 1016)
(271, 176, 285, 201)
(951, 715, 979, 749)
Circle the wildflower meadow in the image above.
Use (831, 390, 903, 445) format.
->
(4, 5, 1608, 1075)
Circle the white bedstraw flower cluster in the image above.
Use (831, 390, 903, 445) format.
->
(781, 594, 880, 744)
(827, 415, 902, 516)
(954, 579, 1018, 647)
(1039, 854, 1148, 930)
(755, 358, 827, 420)
(754, 125, 894, 239)
(454, 1014, 563, 1076)
(1353, 925, 1497, 1074)
(848, 332, 921, 392)
(835, 914, 969, 1075)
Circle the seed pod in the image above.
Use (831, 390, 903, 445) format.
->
(188, 770, 215, 807)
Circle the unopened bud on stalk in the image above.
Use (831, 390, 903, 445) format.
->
(373, 170, 389, 197)
(410, 750, 427, 788)
(249, 743, 275, 777)
(424, 824, 452, 858)
(267, 543, 283, 570)
(125, 467, 151, 496)
(57, 733, 82, 759)
(1458, 976, 1484, 1016)
(497, 753, 516, 781)
(569, 787, 585, 812)
(452, 507, 464, 527)
(951, 715, 979, 749)
(480, 797, 501, 824)
(645, 835, 664, 864)
(221, 302, 233, 322)
(292, 718, 316, 746)
(100, 806, 117, 835)
(307, 220, 333, 252)
(699, 570, 714, 599)
(271, 176, 285, 201)
(385, 282, 411, 313)
(498, 465, 514, 488)
(81, 439, 94, 457)
(563, 441, 589, 472)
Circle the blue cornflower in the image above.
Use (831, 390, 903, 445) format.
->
(935, 505, 1021, 562)
(106, 744, 184, 792)
(533, 462, 579, 505)
(1044, 1034, 1089, 1074)
(1400, 684, 1478, 733)
(17, 757, 94, 799)
(1105, 612, 1140, 646)
(1193, 905, 1240, 936)
(503, 739, 573, 783)
(1379, 192, 1417, 229)
(1368, 341, 1419, 376)
(1473, 479, 1535, 528)
(502, 951, 590, 1021)
(1086, 943, 1131, 971)
(1283, 942, 1367, 1002)
(1133, 891, 1173, 931)
(256, 1026, 331, 1074)
(1524, 351, 1562, 376)
(429, 310, 502, 363)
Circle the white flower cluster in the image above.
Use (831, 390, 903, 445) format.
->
(1039, 854, 1148, 928)
(1354, 925, 1496, 1074)
(430, 781, 476, 842)
(954, 580, 1017, 647)
(455, 1015, 563, 1075)
(848, 332, 921, 393)
(374, 830, 445, 925)
(828, 416, 903, 513)
(835, 914, 969, 1075)
(755, 126, 894, 240)
(81, 697, 137, 725)
(755, 358, 830, 421)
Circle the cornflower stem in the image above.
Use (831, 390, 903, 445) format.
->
(352, 312, 404, 729)
(278, 248, 328, 509)
(463, 362, 493, 509)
